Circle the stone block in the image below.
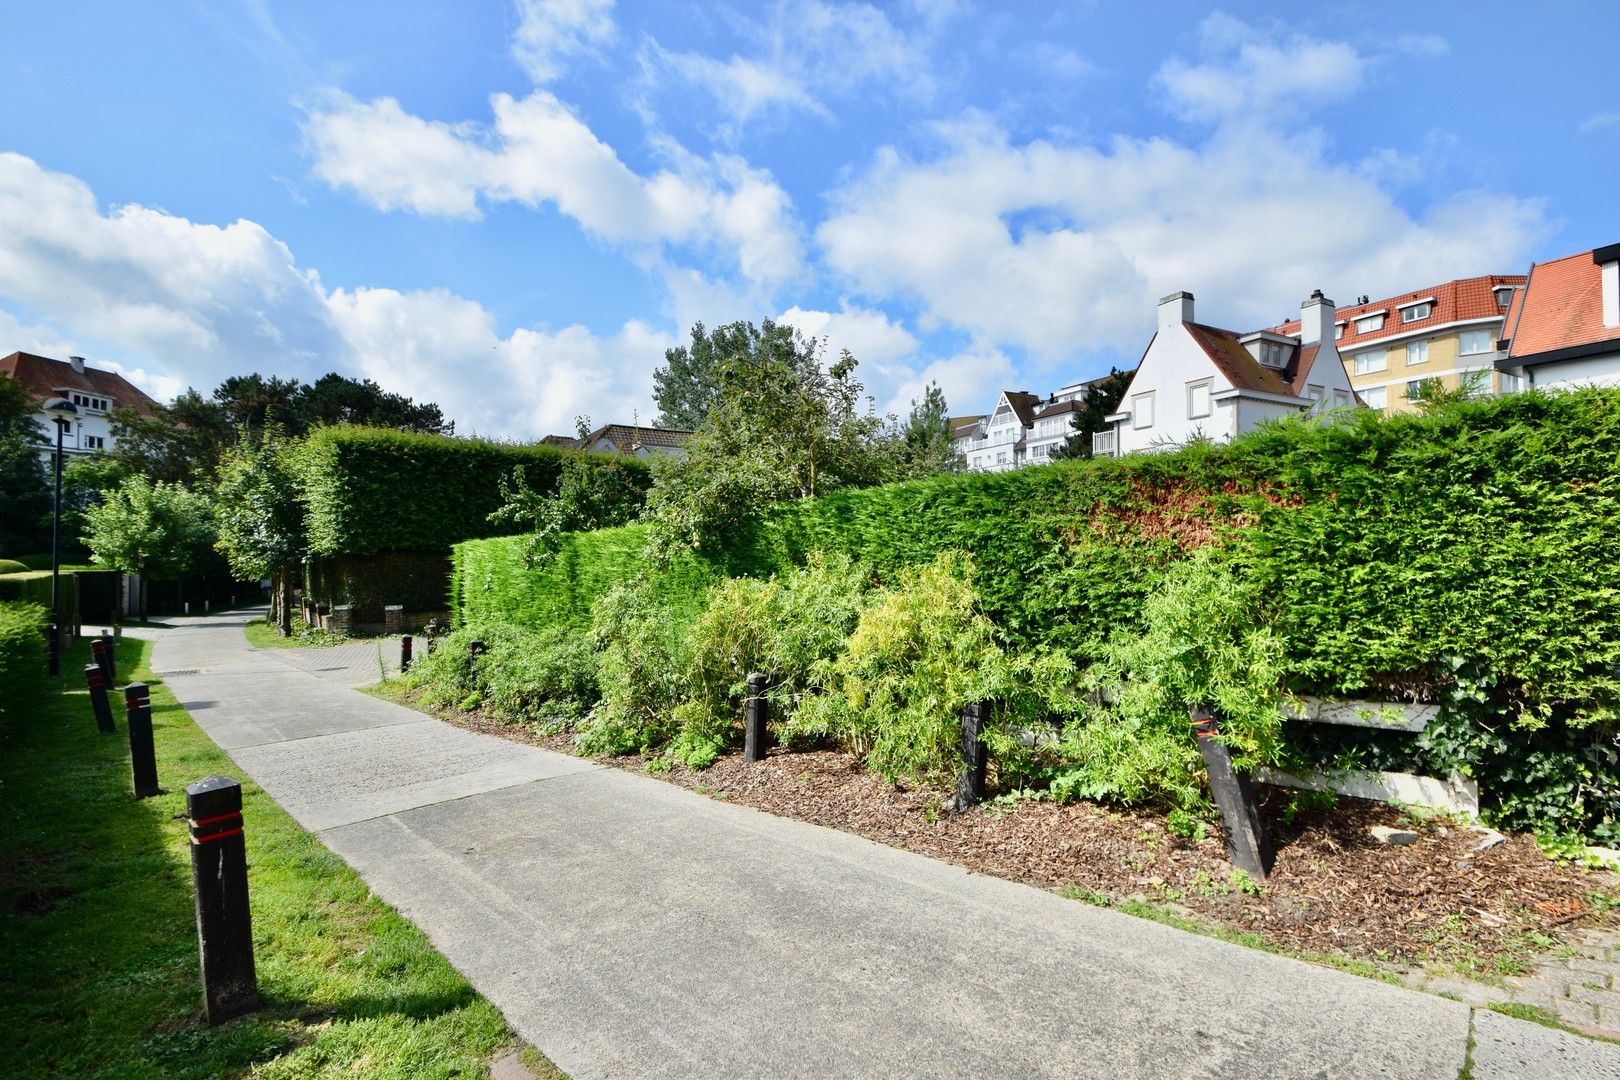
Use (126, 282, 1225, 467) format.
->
(330, 605, 352, 635)
(1566, 983, 1620, 1011)
(383, 604, 403, 634)
(1370, 825, 1419, 846)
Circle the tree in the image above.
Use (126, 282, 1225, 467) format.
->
(645, 323, 893, 554)
(0, 374, 49, 556)
(61, 454, 128, 559)
(489, 455, 651, 567)
(214, 374, 303, 438)
(292, 373, 453, 434)
(653, 319, 812, 430)
(1049, 368, 1134, 461)
(109, 389, 234, 484)
(83, 476, 214, 622)
(212, 433, 305, 634)
(893, 381, 962, 478)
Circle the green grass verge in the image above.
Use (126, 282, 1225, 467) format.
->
(0, 635, 558, 1078)
(242, 615, 380, 651)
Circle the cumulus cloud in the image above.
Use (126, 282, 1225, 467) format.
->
(820, 38, 1548, 364)
(304, 89, 803, 285)
(512, 0, 616, 83)
(1155, 12, 1365, 125)
(0, 153, 670, 439)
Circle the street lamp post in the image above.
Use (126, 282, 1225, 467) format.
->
(41, 397, 79, 677)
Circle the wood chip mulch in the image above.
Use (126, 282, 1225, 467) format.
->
(429, 700, 1619, 970)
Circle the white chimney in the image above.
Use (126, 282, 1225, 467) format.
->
(1300, 290, 1334, 346)
(1157, 291, 1194, 330)
(1598, 244, 1620, 328)
(69, 354, 86, 374)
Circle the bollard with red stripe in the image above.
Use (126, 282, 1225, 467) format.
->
(99, 632, 116, 685)
(84, 663, 116, 734)
(124, 682, 159, 798)
(1189, 704, 1273, 878)
(186, 776, 258, 1024)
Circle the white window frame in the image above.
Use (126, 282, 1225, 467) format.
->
(1361, 385, 1388, 409)
(1459, 329, 1492, 354)
(1356, 313, 1385, 333)
(1353, 349, 1387, 375)
(1132, 391, 1155, 429)
(1186, 379, 1212, 419)
(1407, 340, 1429, 365)
(84, 434, 105, 450)
(1401, 302, 1432, 323)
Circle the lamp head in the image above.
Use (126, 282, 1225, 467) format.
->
(41, 397, 79, 426)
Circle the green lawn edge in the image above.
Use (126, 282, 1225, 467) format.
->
(0, 635, 562, 1079)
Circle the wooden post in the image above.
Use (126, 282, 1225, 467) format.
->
(84, 663, 115, 734)
(744, 672, 768, 763)
(186, 776, 258, 1024)
(952, 701, 988, 810)
(1189, 705, 1272, 878)
(124, 682, 159, 798)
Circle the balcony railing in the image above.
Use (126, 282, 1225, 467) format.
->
(1091, 429, 1117, 458)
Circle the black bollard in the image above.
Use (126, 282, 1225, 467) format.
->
(100, 632, 116, 684)
(124, 683, 159, 798)
(47, 620, 60, 677)
(952, 700, 989, 811)
(186, 776, 258, 1024)
(1189, 705, 1273, 878)
(84, 664, 116, 734)
(400, 634, 413, 673)
(743, 672, 769, 763)
(467, 639, 485, 690)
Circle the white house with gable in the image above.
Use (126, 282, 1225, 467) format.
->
(1096, 290, 1359, 457)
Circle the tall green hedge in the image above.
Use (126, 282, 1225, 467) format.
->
(298, 426, 653, 557)
(455, 389, 1620, 728)
(0, 602, 48, 721)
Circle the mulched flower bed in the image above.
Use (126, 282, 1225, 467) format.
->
(425, 699, 1618, 972)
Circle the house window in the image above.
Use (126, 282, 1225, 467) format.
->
(1361, 386, 1388, 409)
(1335, 323, 1345, 340)
(1500, 372, 1524, 393)
(1462, 370, 1493, 396)
(1353, 349, 1387, 375)
(1407, 340, 1428, 365)
(996, 451, 1007, 465)
(1032, 444, 1047, 458)
(1494, 286, 1514, 310)
(1132, 391, 1155, 429)
(1459, 329, 1493, 354)
(1356, 313, 1385, 333)
(1307, 384, 1324, 402)
(1333, 389, 1350, 407)
(84, 435, 105, 450)
(1401, 302, 1432, 323)
(1405, 379, 1426, 401)
(1186, 379, 1211, 419)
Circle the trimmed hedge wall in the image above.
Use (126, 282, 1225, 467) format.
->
(307, 552, 456, 622)
(298, 426, 653, 557)
(454, 389, 1620, 725)
(0, 602, 48, 722)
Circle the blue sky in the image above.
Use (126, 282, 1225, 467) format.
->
(1, 1, 1616, 437)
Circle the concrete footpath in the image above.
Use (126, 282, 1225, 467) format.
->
(152, 610, 1620, 1079)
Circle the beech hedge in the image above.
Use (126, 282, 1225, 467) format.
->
(298, 426, 652, 557)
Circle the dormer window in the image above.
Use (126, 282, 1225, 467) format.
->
(69, 392, 110, 412)
(1355, 312, 1385, 333)
(1494, 285, 1514, 310)
(1401, 302, 1432, 323)
(1335, 322, 1346, 340)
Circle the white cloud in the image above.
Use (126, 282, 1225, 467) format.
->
(1155, 13, 1365, 125)
(304, 89, 803, 285)
(511, 0, 616, 83)
(1580, 112, 1620, 133)
(0, 152, 672, 440)
(777, 304, 917, 366)
(819, 108, 1548, 362)
(881, 347, 1018, 421)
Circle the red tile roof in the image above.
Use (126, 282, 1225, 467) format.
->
(1003, 391, 1042, 426)
(1503, 246, 1620, 361)
(1185, 325, 1295, 396)
(0, 351, 160, 415)
(586, 423, 694, 451)
(1265, 275, 1524, 351)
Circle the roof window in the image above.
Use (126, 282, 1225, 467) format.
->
(1400, 302, 1432, 323)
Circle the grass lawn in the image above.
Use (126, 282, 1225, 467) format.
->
(243, 614, 390, 651)
(0, 634, 561, 1078)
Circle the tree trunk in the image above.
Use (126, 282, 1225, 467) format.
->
(277, 571, 292, 637)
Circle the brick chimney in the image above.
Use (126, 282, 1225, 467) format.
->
(1157, 291, 1194, 331)
(1299, 290, 1335, 346)
(69, 355, 86, 374)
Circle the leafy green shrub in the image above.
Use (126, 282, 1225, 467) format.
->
(789, 552, 1073, 785)
(406, 621, 596, 727)
(0, 602, 48, 723)
(297, 426, 650, 557)
(1047, 549, 1295, 817)
(576, 579, 694, 759)
(0, 559, 28, 575)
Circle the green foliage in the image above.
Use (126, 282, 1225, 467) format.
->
(0, 602, 47, 721)
(212, 432, 305, 581)
(0, 373, 49, 557)
(576, 579, 694, 759)
(1049, 368, 1133, 461)
(298, 426, 650, 557)
(82, 476, 214, 584)
(0, 559, 28, 575)
(642, 325, 894, 555)
(789, 552, 1072, 785)
(1047, 550, 1295, 816)
(894, 381, 962, 478)
(407, 621, 597, 727)
(309, 552, 455, 621)
(653, 317, 808, 430)
(487, 455, 649, 567)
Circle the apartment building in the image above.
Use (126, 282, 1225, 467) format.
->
(1265, 275, 1524, 413)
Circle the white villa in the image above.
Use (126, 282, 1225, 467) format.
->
(952, 375, 1123, 472)
(1095, 290, 1359, 457)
